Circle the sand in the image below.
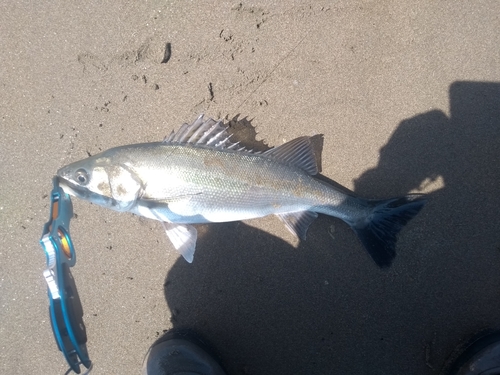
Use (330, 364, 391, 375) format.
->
(1, 1, 500, 374)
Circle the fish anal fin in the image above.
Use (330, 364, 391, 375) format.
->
(264, 137, 319, 175)
(161, 222, 197, 263)
(277, 210, 318, 240)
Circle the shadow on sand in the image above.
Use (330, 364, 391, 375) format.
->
(161, 82, 500, 375)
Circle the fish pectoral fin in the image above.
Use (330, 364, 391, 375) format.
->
(161, 222, 197, 263)
(276, 211, 318, 240)
(142, 193, 203, 217)
(141, 192, 202, 205)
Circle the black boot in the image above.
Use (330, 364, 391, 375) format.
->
(142, 329, 227, 375)
(448, 331, 500, 375)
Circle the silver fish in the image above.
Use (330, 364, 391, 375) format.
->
(57, 115, 426, 267)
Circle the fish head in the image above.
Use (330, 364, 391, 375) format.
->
(57, 154, 143, 212)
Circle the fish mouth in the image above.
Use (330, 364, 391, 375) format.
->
(56, 165, 95, 201)
(56, 176, 90, 200)
(56, 175, 122, 210)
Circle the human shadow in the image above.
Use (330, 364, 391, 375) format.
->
(162, 82, 500, 375)
(352, 81, 500, 373)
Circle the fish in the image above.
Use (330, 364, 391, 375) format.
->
(57, 115, 426, 267)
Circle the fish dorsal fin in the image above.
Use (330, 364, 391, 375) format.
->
(263, 137, 319, 175)
(163, 115, 249, 151)
(163, 116, 318, 173)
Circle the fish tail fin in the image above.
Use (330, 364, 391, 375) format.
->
(350, 194, 426, 268)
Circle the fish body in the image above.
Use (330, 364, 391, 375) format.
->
(57, 116, 426, 266)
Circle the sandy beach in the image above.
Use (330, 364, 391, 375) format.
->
(1, 1, 499, 374)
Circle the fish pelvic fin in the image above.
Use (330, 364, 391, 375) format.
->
(161, 222, 197, 263)
(350, 194, 427, 268)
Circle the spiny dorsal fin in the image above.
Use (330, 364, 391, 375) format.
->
(263, 137, 319, 175)
(163, 116, 318, 174)
(163, 115, 249, 151)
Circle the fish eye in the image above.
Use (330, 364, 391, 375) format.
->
(75, 169, 89, 185)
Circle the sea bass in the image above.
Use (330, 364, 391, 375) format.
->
(57, 115, 426, 267)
